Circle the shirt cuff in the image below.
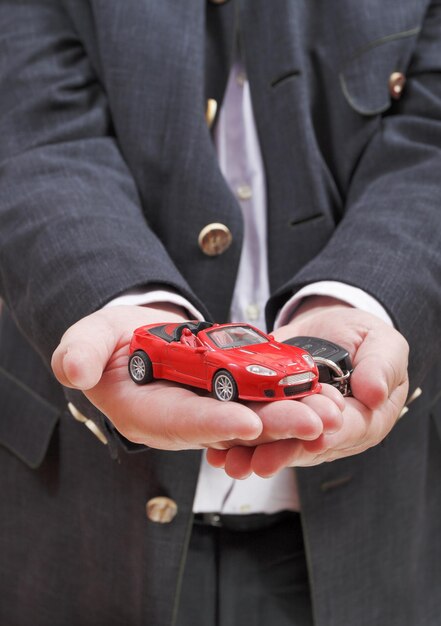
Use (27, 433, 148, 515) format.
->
(274, 281, 394, 328)
(103, 288, 205, 321)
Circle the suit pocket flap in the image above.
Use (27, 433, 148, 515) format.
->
(0, 367, 60, 469)
(340, 28, 420, 115)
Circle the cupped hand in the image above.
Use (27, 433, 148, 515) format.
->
(51, 304, 343, 452)
(207, 297, 409, 477)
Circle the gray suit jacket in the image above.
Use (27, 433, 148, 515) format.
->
(1, 1, 441, 624)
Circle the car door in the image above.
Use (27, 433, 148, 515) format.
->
(163, 341, 207, 388)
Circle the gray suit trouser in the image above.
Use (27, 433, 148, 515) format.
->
(176, 512, 313, 626)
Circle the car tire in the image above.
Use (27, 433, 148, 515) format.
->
(128, 350, 154, 385)
(212, 370, 238, 402)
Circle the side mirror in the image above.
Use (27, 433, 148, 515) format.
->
(195, 347, 207, 354)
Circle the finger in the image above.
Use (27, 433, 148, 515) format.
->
(248, 400, 324, 441)
(250, 439, 319, 477)
(302, 396, 371, 455)
(51, 311, 116, 389)
(316, 383, 346, 411)
(224, 447, 254, 479)
(206, 448, 228, 468)
(351, 327, 409, 410)
(159, 394, 263, 446)
(300, 390, 344, 434)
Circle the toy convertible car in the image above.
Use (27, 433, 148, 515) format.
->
(128, 321, 321, 402)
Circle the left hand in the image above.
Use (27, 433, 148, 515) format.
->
(51, 304, 343, 453)
(207, 297, 409, 477)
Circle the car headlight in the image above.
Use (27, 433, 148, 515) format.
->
(246, 365, 277, 376)
(302, 353, 315, 368)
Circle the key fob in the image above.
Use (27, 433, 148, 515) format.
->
(283, 336, 353, 396)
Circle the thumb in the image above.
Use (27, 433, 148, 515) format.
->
(351, 326, 409, 410)
(51, 312, 116, 390)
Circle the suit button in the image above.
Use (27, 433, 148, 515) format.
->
(389, 72, 406, 99)
(146, 497, 178, 524)
(198, 223, 233, 256)
(206, 98, 218, 129)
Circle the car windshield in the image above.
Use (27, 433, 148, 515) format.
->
(207, 326, 268, 349)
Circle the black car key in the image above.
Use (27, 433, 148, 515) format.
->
(282, 336, 353, 396)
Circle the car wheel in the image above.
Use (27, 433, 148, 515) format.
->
(128, 350, 154, 385)
(212, 370, 238, 402)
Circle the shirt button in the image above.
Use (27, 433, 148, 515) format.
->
(389, 72, 406, 99)
(246, 303, 260, 321)
(146, 497, 178, 524)
(236, 72, 247, 87)
(198, 223, 233, 256)
(237, 184, 252, 201)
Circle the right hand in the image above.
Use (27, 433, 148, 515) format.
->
(51, 305, 344, 457)
(207, 298, 409, 478)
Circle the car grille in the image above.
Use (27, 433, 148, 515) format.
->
(279, 372, 314, 386)
(284, 383, 313, 397)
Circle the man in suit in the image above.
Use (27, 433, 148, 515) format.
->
(0, 1, 440, 625)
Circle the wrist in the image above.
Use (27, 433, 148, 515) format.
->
(290, 296, 353, 325)
(144, 301, 189, 320)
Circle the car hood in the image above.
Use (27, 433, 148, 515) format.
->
(223, 342, 312, 373)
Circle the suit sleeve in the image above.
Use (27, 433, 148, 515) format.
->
(273, 1, 441, 389)
(0, 0, 207, 364)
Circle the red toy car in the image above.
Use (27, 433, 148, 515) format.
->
(128, 321, 321, 402)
